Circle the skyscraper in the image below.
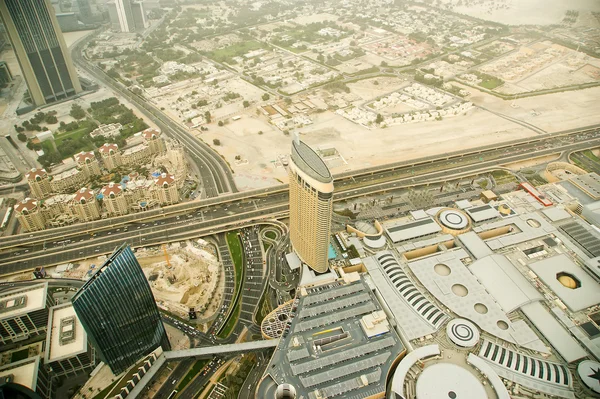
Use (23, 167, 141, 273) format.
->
(75, 0, 94, 24)
(72, 244, 170, 375)
(107, 0, 146, 33)
(0, 0, 82, 106)
(288, 138, 334, 273)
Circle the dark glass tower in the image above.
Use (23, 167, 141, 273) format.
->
(0, 0, 82, 106)
(72, 244, 170, 375)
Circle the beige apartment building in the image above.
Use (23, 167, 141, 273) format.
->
(50, 168, 86, 194)
(75, 151, 101, 178)
(100, 183, 129, 217)
(72, 188, 101, 222)
(143, 128, 166, 155)
(288, 139, 334, 273)
(42, 194, 76, 227)
(25, 168, 52, 199)
(14, 198, 45, 232)
(122, 143, 150, 166)
(152, 173, 179, 206)
(99, 143, 122, 170)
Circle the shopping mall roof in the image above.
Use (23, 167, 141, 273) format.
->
(257, 276, 405, 399)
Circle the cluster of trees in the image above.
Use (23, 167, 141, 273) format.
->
(222, 92, 240, 101)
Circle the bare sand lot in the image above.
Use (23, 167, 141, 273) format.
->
(446, 0, 600, 25)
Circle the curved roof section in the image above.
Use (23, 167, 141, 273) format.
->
(291, 140, 332, 184)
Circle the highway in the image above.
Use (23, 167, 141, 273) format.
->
(71, 32, 236, 198)
(3, 124, 599, 253)
(2, 129, 600, 274)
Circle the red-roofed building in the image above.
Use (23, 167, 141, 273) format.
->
(98, 143, 122, 171)
(142, 128, 166, 155)
(152, 173, 179, 206)
(72, 188, 100, 222)
(74, 151, 101, 178)
(25, 168, 52, 199)
(14, 198, 45, 232)
(101, 183, 128, 216)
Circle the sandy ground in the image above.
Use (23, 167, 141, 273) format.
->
(446, 0, 600, 25)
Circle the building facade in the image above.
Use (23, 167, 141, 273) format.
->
(142, 128, 166, 155)
(72, 245, 170, 375)
(50, 168, 85, 194)
(152, 173, 179, 206)
(75, 151, 101, 178)
(72, 188, 101, 222)
(14, 198, 45, 232)
(107, 0, 145, 33)
(0, 0, 82, 106)
(0, 283, 53, 345)
(25, 168, 52, 199)
(100, 183, 129, 216)
(99, 143, 122, 170)
(288, 139, 334, 273)
(122, 143, 150, 166)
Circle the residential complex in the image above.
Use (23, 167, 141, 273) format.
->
(0, 0, 81, 106)
(288, 138, 334, 273)
(72, 244, 171, 375)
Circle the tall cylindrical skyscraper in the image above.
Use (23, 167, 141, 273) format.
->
(288, 139, 334, 273)
(72, 244, 170, 375)
(0, 0, 82, 106)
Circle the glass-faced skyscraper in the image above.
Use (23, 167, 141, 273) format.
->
(288, 138, 334, 273)
(0, 0, 82, 106)
(72, 244, 170, 375)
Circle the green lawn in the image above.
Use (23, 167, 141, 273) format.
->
(177, 359, 209, 391)
(479, 77, 504, 90)
(264, 231, 276, 240)
(207, 41, 265, 63)
(217, 232, 244, 339)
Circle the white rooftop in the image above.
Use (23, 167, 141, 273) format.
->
(0, 356, 40, 391)
(46, 303, 87, 362)
(0, 283, 47, 320)
(416, 363, 487, 399)
(528, 254, 600, 312)
(383, 216, 442, 243)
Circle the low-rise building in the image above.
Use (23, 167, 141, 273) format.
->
(99, 143, 122, 171)
(90, 123, 122, 139)
(25, 168, 52, 199)
(74, 151, 101, 178)
(72, 188, 101, 222)
(50, 168, 86, 194)
(14, 198, 45, 232)
(101, 182, 128, 217)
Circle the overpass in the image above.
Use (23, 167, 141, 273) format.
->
(127, 340, 279, 398)
(165, 339, 279, 360)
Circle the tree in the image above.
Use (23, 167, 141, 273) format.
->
(218, 121, 224, 126)
(45, 114, 58, 124)
(243, 100, 250, 108)
(375, 113, 384, 124)
(204, 111, 211, 123)
(380, 61, 388, 67)
(262, 93, 270, 101)
(17, 133, 27, 142)
(213, 139, 220, 145)
(70, 104, 85, 119)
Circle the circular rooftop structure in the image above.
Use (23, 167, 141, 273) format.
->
(416, 363, 486, 399)
(577, 360, 600, 394)
(446, 319, 480, 348)
(275, 383, 297, 399)
(436, 209, 471, 235)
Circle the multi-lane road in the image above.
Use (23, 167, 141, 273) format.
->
(2, 126, 600, 275)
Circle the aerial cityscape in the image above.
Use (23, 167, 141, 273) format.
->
(0, 0, 599, 398)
